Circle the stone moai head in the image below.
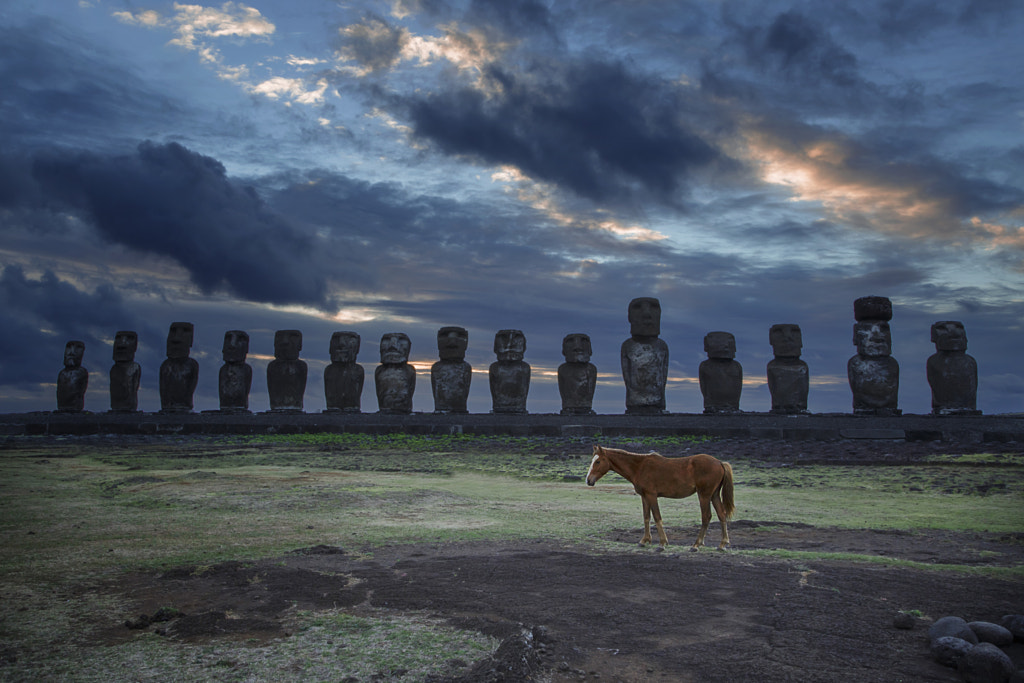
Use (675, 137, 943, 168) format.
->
(274, 330, 302, 361)
(222, 330, 249, 363)
(769, 324, 803, 359)
(853, 320, 892, 357)
(931, 321, 968, 352)
(494, 329, 526, 362)
(113, 331, 138, 362)
(330, 331, 361, 363)
(704, 331, 736, 360)
(166, 322, 194, 359)
(562, 333, 593, 363)
(628, 297, 661, 337)
(437, 327, 469, 361)
(380, 332, 411, 364)
(64, 340, 85, 368)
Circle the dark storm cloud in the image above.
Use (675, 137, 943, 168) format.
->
(336, 15, 408, 73)
(465, 0, 557, 41)
(22, 142, 330, 308)
(398, 58, 726, 207)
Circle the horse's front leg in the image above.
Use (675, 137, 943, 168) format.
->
(692, 494, 713, 551)
(650, 498, 668, 547)
(638, 497, 655, 544)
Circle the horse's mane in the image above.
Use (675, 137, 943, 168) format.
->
(599, 446, 661, 458)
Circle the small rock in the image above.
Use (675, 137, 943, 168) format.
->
(970, 621, 1014, 647)
(958, 642, 1014, 683)
(931, 636, 974, 668)
(893, 612, 917, 629)
(1002, 615, 1024, 640)
(929, 616, 979, 644)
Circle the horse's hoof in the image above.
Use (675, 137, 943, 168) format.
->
(655, 546, 665, 553)
(689, 545, 699, 552)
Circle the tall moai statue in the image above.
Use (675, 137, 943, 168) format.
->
(218, 330, 252, 413)
(109, 331, 141, 412)
(431, 326, 472, 414)
(847, 296, 900, 416)
(376, 332, 415, 414)
(558, 333, 597, 416)
(56, 340, 88, 412)
(927, 321, 980, 415)
(767, 323, 809, 414)
(699, 331, 742, 414)
(267, 330, 307, 412)
(489, 329, 530, 414)
(621, 297, 669, 415)
(159, 322, 199, 413)
(324, 331, 364, 413)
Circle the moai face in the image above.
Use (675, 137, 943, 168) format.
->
(437, 327, 469, 361)
(562, 333, 593, 363)
(769, 324, 803, 358)
(704, 331, 736, 360)
(380, 333, 411, 364)
(931, 321, 967, 352)
(112, 331, 138, 362)
(494, 329, 526, 362)
(64, 341, 85, 368)
(330, 332, 360, 363)
(222, 330, 249, 363)
(274, 330, 302, 361)
(166, 322, 194, 359)
(853, 321, 891, 357)
(628, 298, 661, 337)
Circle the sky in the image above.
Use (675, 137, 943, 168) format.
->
(1, 0, 1023, 416)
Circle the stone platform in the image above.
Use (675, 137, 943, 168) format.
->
(2, 411, 1023, 443)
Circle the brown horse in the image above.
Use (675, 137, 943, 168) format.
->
(586, 445, 735, 550)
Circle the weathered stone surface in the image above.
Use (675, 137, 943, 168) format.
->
(621, 297, 668, 415)
(324, 332, 363, 413)
(848, 301, 900, 416)
(970, 621, 1014, 647)
(928, 321, 980, 415)
(375, 332, 415, 415)
(109, 330, 141, 412)
(431, 327, 471, 414)
(159, 322, 198, 414)
(699, 331, 742, 414)
(1001, 615, 1024, 640)
(958, 642, 1015, 683)
(930, 636, 974, 668)
(930, 616, 980, 645)
(854, 295, 893, 321)
(56, 340, 88, 412)
(558, 333, 596, 416)
(892, 611, 916, 629)
(490, 329, 529, 414)
(267, 330, 307, 412)
(218, 330, 252, 413)
(767, 324, 808, 415)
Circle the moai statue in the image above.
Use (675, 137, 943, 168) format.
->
(159, 322, 199, 413)
(218, 330, 252, 413)
(558, 333, 597, 416)
(847, 296, 900, 416)
(489, 329, 530, 414)
(927, 321, 980, 415)
(767, 324, 809, 414)
(431, 326, 472, 414)
(109, 331, 141, 412)
(267, 330, 307, 412)
(56, 340, 88, 412)
(324, 331, 364, 413)
(621, 297, 669, 415)
(699, 331, 743, 414)
(375, 332, 415, 414)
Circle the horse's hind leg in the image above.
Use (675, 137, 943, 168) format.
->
(711, 490, 730, 550)
(639, 498, 653, 546)
(650, 498, 668, 547)
(692, 494, 712, 551)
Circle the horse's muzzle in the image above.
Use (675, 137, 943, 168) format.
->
(586, 478, 595, 486)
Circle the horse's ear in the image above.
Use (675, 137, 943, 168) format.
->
(593, 445, 602, 456)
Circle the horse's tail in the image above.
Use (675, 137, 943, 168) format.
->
(719, 462, 736, 520)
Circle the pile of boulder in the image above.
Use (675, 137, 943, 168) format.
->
(924, 614, 1023, 682)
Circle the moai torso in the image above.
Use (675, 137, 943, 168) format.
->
(489, 329, 530, 414)
(431, 327, 471, 414)
(375, 332, 415, 414)
(558, 333, 597, 416)
(56, 340, 88, 412)
(621, 297, 669, 415)
(324, 332, 364, 413)
(699, 331, 742, 414)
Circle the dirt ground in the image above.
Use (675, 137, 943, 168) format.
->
(98, 438, 1024, 682)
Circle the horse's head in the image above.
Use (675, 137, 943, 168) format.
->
(586, 445, 611, 486)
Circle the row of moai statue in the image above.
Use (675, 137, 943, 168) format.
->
(55, 296, 980, 416)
